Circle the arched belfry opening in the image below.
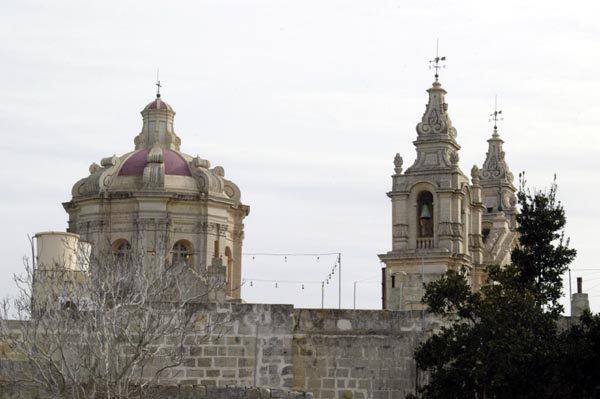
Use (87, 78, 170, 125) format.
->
(417, 191, 434, 238)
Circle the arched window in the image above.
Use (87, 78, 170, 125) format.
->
(172, 240, 191, 265)
(417, 191, 434, 237)
(113, 239, 131, 259)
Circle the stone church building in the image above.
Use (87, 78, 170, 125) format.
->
(6, 73, 524, 399)
(379, 76, 518, 311)
(34, 74, 519, 313)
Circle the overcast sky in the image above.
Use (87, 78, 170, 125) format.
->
(1, 0, 599, 313)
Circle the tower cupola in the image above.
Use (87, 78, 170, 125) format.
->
(479, 100, 517, 213)
(404, 79, 464, 175)
(416, 81, 458, 142)
(134, 93, 181, 151)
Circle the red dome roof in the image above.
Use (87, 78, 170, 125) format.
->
(118, 149, 191, 176)
(143, 97, 173, 111)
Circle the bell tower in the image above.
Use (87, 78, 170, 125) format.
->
(474, 101, 518, 288)
(378, 62, 484, 311)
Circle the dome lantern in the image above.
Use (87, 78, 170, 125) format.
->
(134, 84, 181, 151)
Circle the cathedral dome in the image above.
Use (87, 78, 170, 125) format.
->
(62, 87, 249, 302)
(68, 91, 244, 205)
(118, 149, 192, 176)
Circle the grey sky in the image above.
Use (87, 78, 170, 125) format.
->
(1, 0, 599, 312)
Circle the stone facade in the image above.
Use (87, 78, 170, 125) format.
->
(1, 303, 440, 399)
(379, 78, 518, 310)
(120, 303, 437, 398)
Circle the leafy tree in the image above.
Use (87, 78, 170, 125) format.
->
(414, 177, 582, 398)
(553, 311, 600, 398)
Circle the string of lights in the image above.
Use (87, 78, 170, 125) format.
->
(242, 278, 324, 290)
(244, 253, 339, 285)
(242, 252, 342, 308)
(244, 278, 324, 284)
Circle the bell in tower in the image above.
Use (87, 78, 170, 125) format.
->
(418, 192, 433, 238)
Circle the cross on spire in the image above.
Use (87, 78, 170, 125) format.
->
(156, 68, 162, 98)
(429, 39, 446, 82)
(489, 95, 503, 133)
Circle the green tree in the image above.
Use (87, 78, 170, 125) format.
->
(414, 177, 579, 398)
(554, 311, 600, 398)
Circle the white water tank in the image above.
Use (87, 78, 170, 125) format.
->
(35, 231, 81, 271)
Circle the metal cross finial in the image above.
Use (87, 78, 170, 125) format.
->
(489, 95, 503, 133)
(156, 69, 162, 98)
(429, 39, 446, 82)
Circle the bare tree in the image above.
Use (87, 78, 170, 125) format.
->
(0, 238, 228, 399)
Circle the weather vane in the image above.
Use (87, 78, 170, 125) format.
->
(429, 39, 446, 82)
(156, 68, 162, 98)
(489, 95, 503, 133)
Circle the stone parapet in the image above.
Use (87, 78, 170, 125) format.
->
(1, 303, 445, 399)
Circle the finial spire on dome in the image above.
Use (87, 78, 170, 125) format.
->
(156, 68, 162, 98)
(429, 39, 446, 82)
(135, 78, 181, 151)
(489, 95, 503, 136)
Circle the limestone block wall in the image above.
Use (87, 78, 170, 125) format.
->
(1, 304, 442, 399)
(291, 309, 438, 399)
(160, 303, 295, 389)
(159, 304, 439, 399)
(146, 305, 440, 398)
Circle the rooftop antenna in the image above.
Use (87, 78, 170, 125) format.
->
(489, 95, 503, 134)
(156, 68, 162, 98)
(429, 39, 446, 82)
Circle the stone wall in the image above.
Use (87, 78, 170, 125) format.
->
(161, 303, 295, 389)
(159, 304, 439, 398)
(1, 304, 441, 399)
(291, 309, 437, 399)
